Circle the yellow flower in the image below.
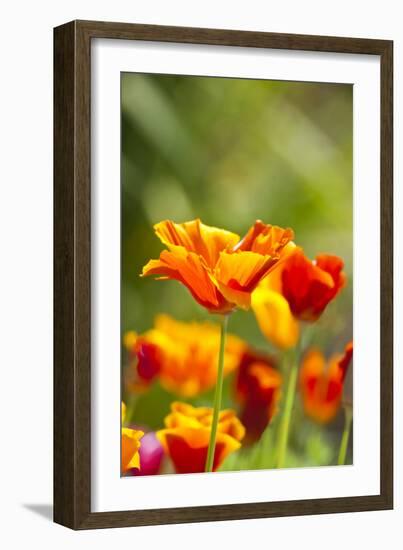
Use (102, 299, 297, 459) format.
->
(142, 219, 294, 313)
(129, 314, 246, 397)
(252, 286, 299, 349)
(121, 401, 144, 472)
(156, 402, 245, 473)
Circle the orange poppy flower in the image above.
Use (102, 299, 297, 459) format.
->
(235, 350, 282, 443)
(125, 315, 246, 397)
(156, 402, 245, 473)
(299, 342, 353, 424)
(142, 219, 294, 313)
(121, 402, 144, 472)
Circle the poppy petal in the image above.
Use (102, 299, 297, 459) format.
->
(142, 246, 229, 311)
(252, 286, 299, 349)
(122, 428, 144, 472)
(281, 248, 345, 321)
(215, 251, 278, 309)
(235, 221, 294, 256)
(299, 347, 350, 424)
(154, 219, 240, 266)
(156, 402, 244, 473)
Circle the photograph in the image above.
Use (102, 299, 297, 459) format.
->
(120, 72, 354, 476)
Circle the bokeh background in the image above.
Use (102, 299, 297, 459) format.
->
(121, 73, 353, 470)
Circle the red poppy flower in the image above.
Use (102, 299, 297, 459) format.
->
(235, 350, 282, 443)
(281, 248, 346, 322)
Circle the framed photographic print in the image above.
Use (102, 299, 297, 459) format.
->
(54, 20, 393, 529)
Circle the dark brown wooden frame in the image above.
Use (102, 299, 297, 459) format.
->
(54, 19, 393, 530)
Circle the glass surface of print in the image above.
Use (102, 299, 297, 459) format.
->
(121, 73, 353, 477)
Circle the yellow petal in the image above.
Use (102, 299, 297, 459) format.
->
(121, 428, 144, 472)
(252, 287, 299, 349)
(215, 251, 276, 310)
(216, 281, 251, 310)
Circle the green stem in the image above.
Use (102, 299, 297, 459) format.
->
(337, 406, 353, 465)
(205, 314, 229, 472)
(276, 350, 298, 469)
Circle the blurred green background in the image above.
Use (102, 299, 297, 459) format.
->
(121, 73, 353, 469)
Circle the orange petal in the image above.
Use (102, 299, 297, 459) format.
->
(154, 219, 240, 267)
(121, 428, 144, 472)
(170, 401, 211, 419)
(235, 220, 294, 256)
(214, 251, 277, 309)
(140, 315, 246, 397)
(213, 432, 242, 469)
(300, 349, 326, 381)
(300, 350, 344, 424)
(142, 246, 230, 312)
(216, 411, 246, 442)
(249, 363, 282, 391)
